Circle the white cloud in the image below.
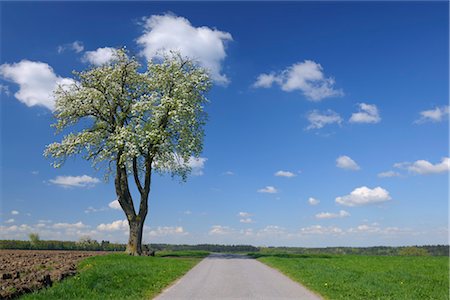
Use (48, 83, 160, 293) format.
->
(378, 171, 400, 178)
(187, 157, 207, 176)
(5, 219, 15, 224)
(257, 186, 278, 194)
(240, 218, 254, 224)
(274, 170, 296, 178)
(49, 175, 100, 188)
(349, 103, 381, 124)
(395, 157, 450, 175)
(52, 221, 87, 229)
(0, 84, 10, 96)
(299, 225, 343, 235)
(253, 60, 343, 101)
(315, 210, 350, 219)
(11, 210, 19, 215)
(0, 60, 75, 110)
(137, 14, 232, 84)
(223, 171, 234, 176)
(57, 41, 84, 54)
(238, 212, 251, 218)
(97, 219, 128, 231)
(31, 171, 39, 175)
(253, 73, 280, 88)
(84, 206, 108, 214)
(209, 225, 233, 235)
(82, 47, 118, 66)
(336, 155, 360, 171)
(336, 186, 391, 207)
(147, 226, 186, 237)
(108, 200, 121, 210)
(257, 225, 287, 237)
(183, 210, 192, 215)
(306, 109, 342, 130)
(308, 197, 320, 205)
(415, 106, 449, 123)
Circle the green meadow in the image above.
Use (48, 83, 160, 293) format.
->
(255, 254, 449, 300)
(22, 252, 208, 300)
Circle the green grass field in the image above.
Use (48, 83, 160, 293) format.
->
(256, 254, 449, 300)
(22, 252, 207, 300)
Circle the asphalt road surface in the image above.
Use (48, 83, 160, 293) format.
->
(154, 253, 322, 300)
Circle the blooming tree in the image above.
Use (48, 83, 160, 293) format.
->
(45, 49, 211, 255)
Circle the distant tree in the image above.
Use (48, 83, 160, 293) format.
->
(398, 246, 430, 256)
(28, 233, 40, 247)
(45, 49, 211, 255)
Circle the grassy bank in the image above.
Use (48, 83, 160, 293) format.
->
(257, 255, 449, 300)
(22, 253, 206, 300)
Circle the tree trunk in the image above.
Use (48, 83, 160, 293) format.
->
(126, 216, 144, 255)
(115, 155, 152, 256)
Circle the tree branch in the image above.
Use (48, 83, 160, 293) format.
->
(133, 157, 144, 195)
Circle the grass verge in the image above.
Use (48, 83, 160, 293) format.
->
(257, 255, 449, 300)
(22, 253, 205, 300)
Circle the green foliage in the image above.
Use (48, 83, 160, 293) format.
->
(156, 250, 210, 258)
(21, 254, 201, 300)
(398, 246, 430, 256)
(258, 255, 449, 300)
(45, 49, 211, 180)
(256, 245, 449, 256)
(28, 233, 40, 245)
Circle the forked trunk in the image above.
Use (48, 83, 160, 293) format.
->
(126, 217, 144, 255)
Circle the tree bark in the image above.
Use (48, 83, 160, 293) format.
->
(115, 153, 152, 256)
(126, 216, 144, 255)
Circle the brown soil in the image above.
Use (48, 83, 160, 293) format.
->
(0, 250, 108, 299)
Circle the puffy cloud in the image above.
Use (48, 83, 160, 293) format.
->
(299, 225, 343, 235)
(257, 186, 278, 194)
(108, 200, 121, 210)
(378, 171, 400, 178)
(52, 221, 87, 229)
(240, 218, 254, 224)
(0, 84, 10, 96)
(253, 60, 343, 101)
(415, 106, 449, 124)
(349, 103, 381, 124)
(209, 225, 233, 235)
(49, 175, 100, 188)
(336, 186, 391, 207)
(57, 41, 84, 53)
(11, 210, 19, 215)
(257, 225, 287, 237)
(336, 155, 360, 171)
(0, 60, 75, 110)
(5, 219, 15, 224)
(97, 219, 128, 231)
(223, 171, 234, 176)
(82, 47, 118, 66)
(274, 170, 296, 178)
(137, 14, 232, 84)
(306, 110, 342, 130)
(315, 210, 350, 219)
(238, 212, 251, 218)
(187, 157, 207, 176)
(395, 157, 450, 175)
(84, 206, 108, 214)
(147, 226, 186, 237)
(253, 73, 280, 88)
(308, 197, 320, 205)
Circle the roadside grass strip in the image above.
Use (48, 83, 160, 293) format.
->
(257, 255, 449, 300)
(22, 253, 204, 300)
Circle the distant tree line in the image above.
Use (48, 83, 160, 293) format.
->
(1, 238, 447, 256)
(259, 245, 449, 256)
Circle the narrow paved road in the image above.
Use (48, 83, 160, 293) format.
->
(154, 253, 322, 300)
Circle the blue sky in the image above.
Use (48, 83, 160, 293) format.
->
(1, 2, 448, 247)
